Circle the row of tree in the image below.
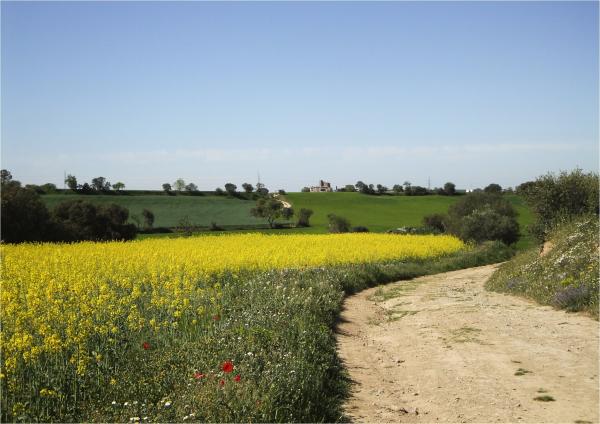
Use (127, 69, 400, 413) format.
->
(302, 181, 507, 196)
(161, 180, 276, 198)
(65, 175, 126, 193)
(1, 171, 137, 243)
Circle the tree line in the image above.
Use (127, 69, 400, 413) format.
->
(1, 170, 136, 243)
(301, 181, 507, 196)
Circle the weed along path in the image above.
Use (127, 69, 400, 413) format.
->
(336, 264, 599, 423)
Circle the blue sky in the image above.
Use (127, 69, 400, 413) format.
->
(2, 1, 598, 191)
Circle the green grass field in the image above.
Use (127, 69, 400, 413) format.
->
(284, 192, 535, 249)
(42, 194, 264, 228)
(42, 192, 535, 249)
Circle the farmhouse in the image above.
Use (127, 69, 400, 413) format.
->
(310, 180, 333, 192)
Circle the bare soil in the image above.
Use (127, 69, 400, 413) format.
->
(337, 264, 599, 423)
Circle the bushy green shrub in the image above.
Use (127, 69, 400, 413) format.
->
(52, 200, 137, 241)
(459, 207, 519, 245)
(351, 226, 369, 232)
(486, 216, 598, 316)
(422, 213, 446, 232)
(296, 208, 314, 227)
(517, 169, 599, 242)
(1, 181, 52, 243)
(445, 192, 519, 245)
(327, 214, 350, 233)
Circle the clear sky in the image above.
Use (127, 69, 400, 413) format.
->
(2, 1, 598, 191)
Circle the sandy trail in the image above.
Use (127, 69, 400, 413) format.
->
(337, 264, 599, 423)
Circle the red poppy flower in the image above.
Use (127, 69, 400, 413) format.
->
(219, 379, 225, 386)
(222, 361, 234, 373)
(194, 372, 205, 380)
(212, 315, 220, 321)
(234, 374, 241, 382)
(142, 342, 150, 350)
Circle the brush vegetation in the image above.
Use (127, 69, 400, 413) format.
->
(486, 216, 599, 317)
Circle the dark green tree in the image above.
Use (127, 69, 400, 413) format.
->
(65, 174, 78, 191)
(484, 183, 502, 194)
(91, 176, 111, 192)
(444, 182, 456, 196)
(224, 183, 237, 195)
(327, 214, 351, 233)
(296, 208, 314, 227)
(250, 197, 284, 228)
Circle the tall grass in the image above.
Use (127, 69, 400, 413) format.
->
(486, 216, 599, 317)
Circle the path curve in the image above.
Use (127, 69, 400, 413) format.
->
(337, 264, 599, 423)
(273, 194, 292, 208)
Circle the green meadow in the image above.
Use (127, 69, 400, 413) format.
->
(41, 194, 264, 228)
(42, 192, 535, 249)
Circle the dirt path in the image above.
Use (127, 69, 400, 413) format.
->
(272, 194, 292, 208)
(337, 264, 599, 423)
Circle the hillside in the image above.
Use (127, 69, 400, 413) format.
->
(41, 192, 535, 248)
(42, 194, 264, 228)
(285, 192, 534, 249)
(486, 216, 599, 316)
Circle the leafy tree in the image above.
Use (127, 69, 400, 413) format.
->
(327, 214, 350, 233)
(25, 184, 45, 194)
(112, 182, 125, 192)
(278, 189, 286, 195)
(296, 208, 314, 227)
(518, 169, 599, 241)
(458, 207, 519, 245)
(242, 183, 254, 193)
(224, 183, 237, 195)
(250, 197, 284, 228)
(1, 181, 52, 243)
(142, 209, 155, 229)
(65, 174, 78, 191)
(215, 187, 225, 196)
(79, 183, 94, 194)
(301, 187, 310, 192)
(41, 183, 57, 193)
(356, 181, 375, 195)
(392, 184, 403, 194)
(174, 178, 186, 192)
(445, 192, 519, 245)
(406, 185, 429, 196)
(376, 184, 387, 194)
(52, 200, 136, 241)
(1, 169, 12, 184)
(91, 176, 111, 192)
(257, 187, 269, 196)
(444, 182, 456, 196)
(185, 183, 198, 192)
(162, 183, 172, 194)
(403, 181, 412, 191)
(484, 183, 502, 194)
(344, 184, 357, 192)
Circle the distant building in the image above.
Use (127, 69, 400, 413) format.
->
(310, 180, 333, 192)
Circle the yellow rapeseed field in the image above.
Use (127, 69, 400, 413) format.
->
(1, 233, 464, 419)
